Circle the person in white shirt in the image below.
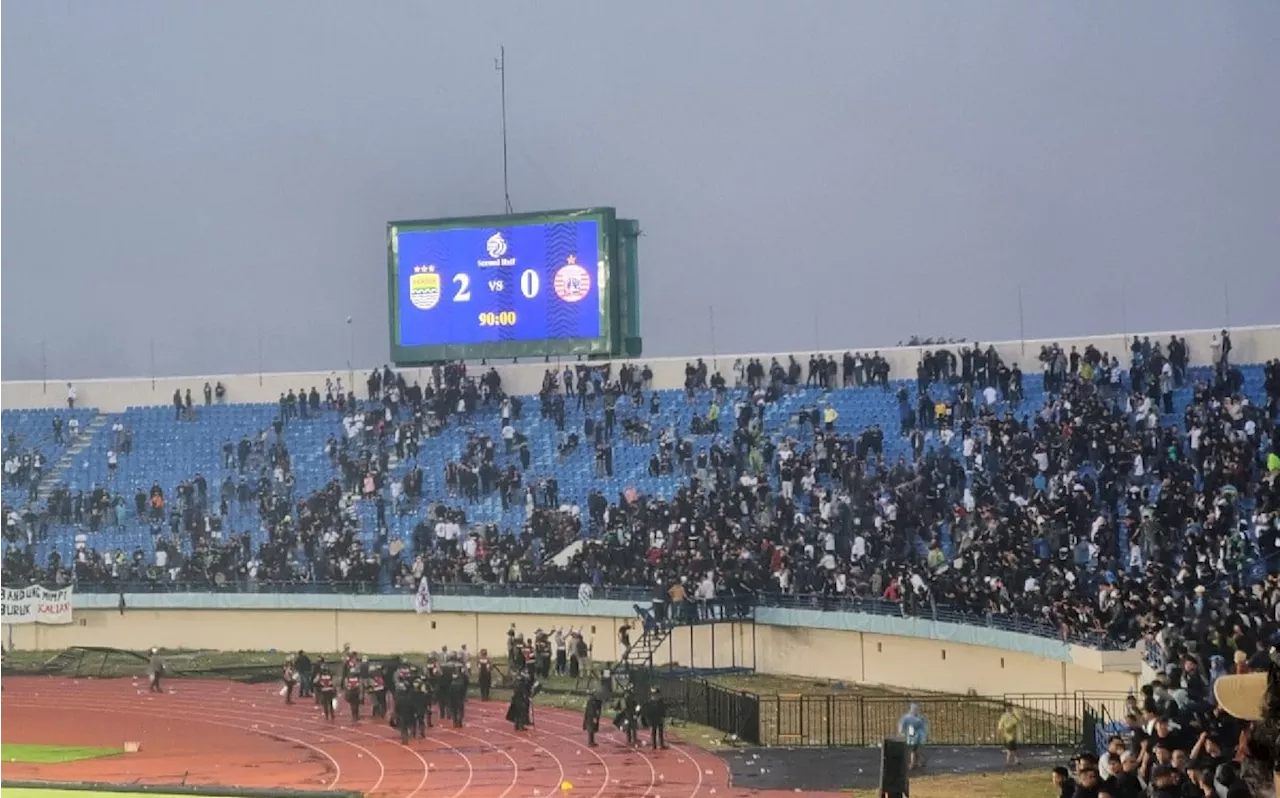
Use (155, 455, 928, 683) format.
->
(695, 575, 716, 619)
(66, 383, 77, 409)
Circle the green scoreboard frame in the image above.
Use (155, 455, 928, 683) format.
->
(387, 207, 638, 365)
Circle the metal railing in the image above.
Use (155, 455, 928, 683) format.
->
(26, 577, 1122, 649)
(637, 676, 1113, 748)
(752, 691, 1104, 747)
(64, 578, 656, 602)
(758, 593, 1120, 649)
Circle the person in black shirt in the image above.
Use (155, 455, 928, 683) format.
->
(1149, 716, 1188, 756)
(1102, 752, 1141, 798)
(583, 692, 603, 747)
(393, 669, 414, 745)
(447, 668, 467, 728)
(1051, 766, 1076, 798)
(642, 686, 667, 750)
(476, 650, 493, 701)
(506, 670, 533, 731)
(615, 687, 640, 746)
(296, 651, 312, 698)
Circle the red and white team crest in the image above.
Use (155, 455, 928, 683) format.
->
(553, 256, 591, 303)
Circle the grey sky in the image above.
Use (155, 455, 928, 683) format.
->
(3, 1, 1278, 381)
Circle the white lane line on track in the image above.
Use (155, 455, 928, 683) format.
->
(2, 700, 347, 790)
(511, 702, 710, 797)
(33, 693, 389, 794)
(467, 702, 649, 797)
(224, 688, 435, 798)
(38, 683, 514, 798)
(28, 686, 460, 798)
(18, 683, 699, 797)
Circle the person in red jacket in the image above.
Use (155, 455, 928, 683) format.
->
(316, 668, 338, 721)
(344, 671, 363, 722)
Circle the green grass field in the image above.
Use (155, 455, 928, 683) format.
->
(1, 744, 124, 764)
(848, 770, 1057, 798)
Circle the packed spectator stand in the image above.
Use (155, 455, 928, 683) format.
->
(3, 331, 1278, 663)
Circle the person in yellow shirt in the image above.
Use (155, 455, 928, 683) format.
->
(997, 704, 1022, 767)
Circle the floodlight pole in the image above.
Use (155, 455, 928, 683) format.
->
(496, 46, 513, 215)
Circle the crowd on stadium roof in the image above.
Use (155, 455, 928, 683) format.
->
(3, 335, 1279, 659)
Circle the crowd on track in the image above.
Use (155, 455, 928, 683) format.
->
(4, 340, 1280, 657)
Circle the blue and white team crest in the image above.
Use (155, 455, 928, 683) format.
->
(409, 266, 441, 310)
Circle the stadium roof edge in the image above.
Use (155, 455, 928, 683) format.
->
(4, 323, 1275, 389)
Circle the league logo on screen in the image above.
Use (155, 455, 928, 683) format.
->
(408, 266, 442, 310)
(479, 232, 516, 268)
(553, 255, 592, 303)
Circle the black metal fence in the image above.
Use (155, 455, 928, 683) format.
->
(632, 679, 1126, 748)
(757, 693, 1095, 747)
(626, 671, 764, 744)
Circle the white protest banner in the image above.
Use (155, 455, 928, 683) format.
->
(1, 584, 74, 625)
(414, 576, 432, 614)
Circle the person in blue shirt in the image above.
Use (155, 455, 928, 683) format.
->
(898, 703, 929, 771)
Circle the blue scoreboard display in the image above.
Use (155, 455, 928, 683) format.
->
(388, 208, 618, 363)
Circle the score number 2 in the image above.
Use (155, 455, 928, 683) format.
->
(452, 270, 541, 302)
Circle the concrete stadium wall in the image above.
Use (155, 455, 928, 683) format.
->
(5, 609, 1137, 696)
(4, 324, 1276, 412)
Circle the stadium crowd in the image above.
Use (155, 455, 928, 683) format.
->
(4, 339, 1280, 660)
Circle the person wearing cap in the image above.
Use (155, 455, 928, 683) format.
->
(614, 685, 640, 746)
(147, 647, 165, 694)
(446, 666, 468, 728)
(1213, 664, 1280, 797)
(642, 686, 667, 750)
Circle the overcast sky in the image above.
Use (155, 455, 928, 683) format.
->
(3, 1, 1278, 380)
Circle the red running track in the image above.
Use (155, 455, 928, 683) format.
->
(0, 677, 802, 798)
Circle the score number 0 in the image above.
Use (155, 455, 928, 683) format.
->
(451, 270, 540, 302)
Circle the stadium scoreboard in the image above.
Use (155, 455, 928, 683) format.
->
(388, 208, 641, 365)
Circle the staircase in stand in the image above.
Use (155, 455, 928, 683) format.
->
(615, 622, 672, 692)
(33, 413, 107, 504)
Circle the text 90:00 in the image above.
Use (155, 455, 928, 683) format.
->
(478, 311, 518, 327)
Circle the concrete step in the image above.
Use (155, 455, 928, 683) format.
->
(33, 412, 108, 502)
